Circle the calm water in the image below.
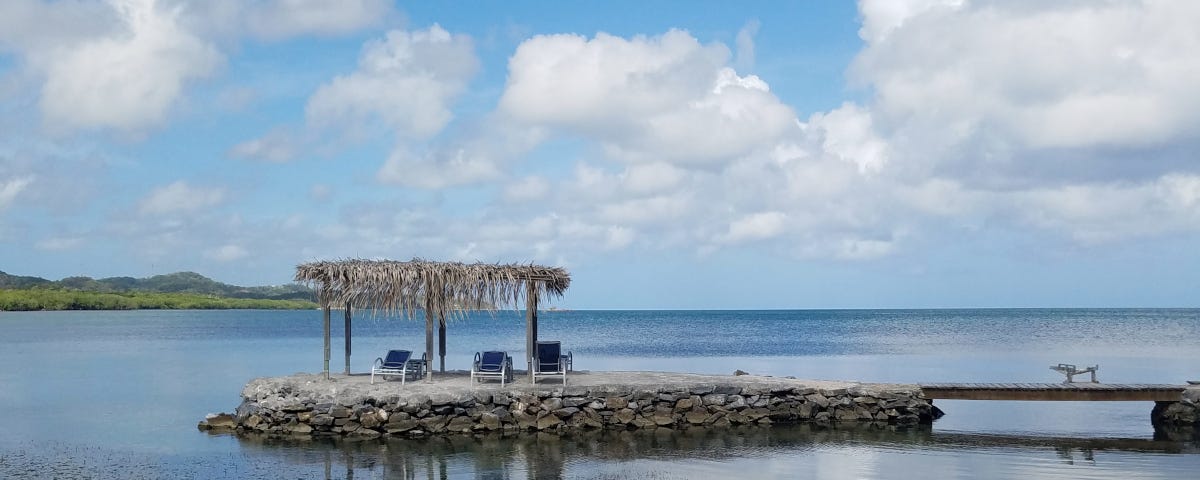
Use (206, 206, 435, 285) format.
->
(1, 309, 1199, 478)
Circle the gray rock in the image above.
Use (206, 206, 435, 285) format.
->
(536, 415, 563, 430)
(310, 414, 334, 427)
(446, 416, 475, 433)
(631, 416, 656, 428)
(198, 413, 236, 431)
(615, 409, 636, 424)
(542, 397, 564, 411)
(562, 397, 588, 408)
(805, 394, 830, 408)
(702, 394, 727, 406)
(685, 410, 709, 425)
(385, 418, 417, 433)
(480, 412, 502, 429)
(419, 415, 447, 433)
(714, 385, 742, 395)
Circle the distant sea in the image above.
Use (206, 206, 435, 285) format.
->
(2, 309, 1199, 478)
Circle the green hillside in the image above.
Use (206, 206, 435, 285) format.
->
(0, 270, 317, 311)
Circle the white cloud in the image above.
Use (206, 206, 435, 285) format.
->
(240, 0, 394, 40)
(853, 0, 1200, 166)
(205, 244, 248, 262)
(35, 236, 84, 251)
(378, 145, 504, 189)
(0, 0, 114, 54)
(138, 180, 226, 215)
(622, 162, 686, 195)
(717, 211, 788, 245)
(376, 116, 546, 188)
(228, 128, 298, 163)
(36, 0, 222, 134)
(806, 103, 888, 173)
(604, 226, 635, 250)
(503, 176, 550, 203)
(306, 24, 479, 140)
(734, 19, 760, 72)
(499, 30, 796, 166)
(1017, 174, 1200, 244)
(0, 175, 34, 210)
(382, 8, 1200, 265)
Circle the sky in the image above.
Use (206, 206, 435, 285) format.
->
(1, 0, 1198, 309)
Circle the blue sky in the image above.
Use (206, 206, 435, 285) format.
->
(2, 0, 1199, 309)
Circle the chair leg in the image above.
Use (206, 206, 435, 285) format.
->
(370, 371, 375, 385)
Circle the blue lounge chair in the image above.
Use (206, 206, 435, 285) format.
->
(471, 351, 513, 386)
(533, 341, 570, 385)
(371, 350, 426, 385)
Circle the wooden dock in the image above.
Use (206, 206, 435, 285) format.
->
(919, 383, 1187, 401)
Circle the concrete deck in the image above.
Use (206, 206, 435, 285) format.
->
(242, 370, 922, 407)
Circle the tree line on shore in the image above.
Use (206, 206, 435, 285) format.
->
(0, 289, 316, 311)
(0, 270, 317, 311)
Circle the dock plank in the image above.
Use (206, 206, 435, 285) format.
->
(918, 382, 1186, 401)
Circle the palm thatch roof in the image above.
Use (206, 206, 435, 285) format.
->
(294, 258, 570, 317)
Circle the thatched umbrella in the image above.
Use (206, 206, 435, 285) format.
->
(295, 258, 570, 381)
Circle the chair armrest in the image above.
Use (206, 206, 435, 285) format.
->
(374, 357, 384, 368)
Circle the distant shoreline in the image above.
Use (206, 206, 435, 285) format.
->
(0, 288, 316, 311)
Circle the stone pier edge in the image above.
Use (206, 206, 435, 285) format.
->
(200, 378, 942, 437)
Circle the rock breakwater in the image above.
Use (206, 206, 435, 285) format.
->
(199, 372, 940, 438)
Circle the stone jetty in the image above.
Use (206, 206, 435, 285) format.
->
(1152, 387, 1200, 435)
(199, 371, 941, 438)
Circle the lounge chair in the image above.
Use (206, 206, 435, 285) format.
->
(533, 341, 570, 385)
(471, 351, 513, 386)
(371, 350, 427, 385)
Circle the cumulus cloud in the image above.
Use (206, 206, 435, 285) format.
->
(138, 181, 226, 215)
(852, 0, 1200, 180)
(500, 30, 796, 166)
(0, 0, 114, 54)
(36, 0, 222, 134)
(458, 6, 1200, 263)
(306, 24, 479, 140)
(1017, 174, 1200, 243)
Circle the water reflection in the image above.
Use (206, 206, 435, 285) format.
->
(228, 424, 1199, 479)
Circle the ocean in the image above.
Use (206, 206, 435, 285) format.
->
(1, 309, 1198, 478)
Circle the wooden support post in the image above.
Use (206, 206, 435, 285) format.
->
(322, 305, 331, 380)
(438, 310, 446, 372)
(525, 281, 538, 383)
(424, 280, 434, 382)
(344, 303, 351, 375)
